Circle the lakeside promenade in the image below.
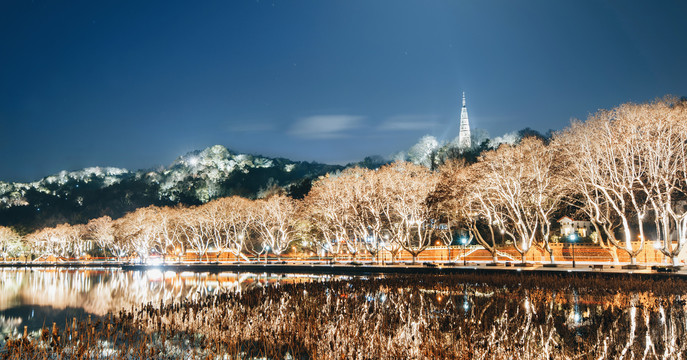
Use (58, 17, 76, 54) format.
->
(0, 260, 684, 281)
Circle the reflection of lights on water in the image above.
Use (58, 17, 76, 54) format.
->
(100, 347, 116, 357)
(0, 268, 687, 359)
(146, 270, 163, 281)
(659, 306, 666, 324)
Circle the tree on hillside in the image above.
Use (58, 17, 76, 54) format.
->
(407, 135, 439, 168)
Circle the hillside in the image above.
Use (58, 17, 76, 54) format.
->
(0, 145, 344, 232)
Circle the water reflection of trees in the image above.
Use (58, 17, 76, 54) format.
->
(2, 270, 687, 358)
(0, 269, 316, 317)
(124, 275, 687, 359)
(0, 270, 27, 311)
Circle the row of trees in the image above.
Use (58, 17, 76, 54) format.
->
(2, 97, 686, 265)
(17, 163, 443, 264)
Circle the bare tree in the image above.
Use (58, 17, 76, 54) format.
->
(251, 194, 299, 260)
(304, 173, 355, 262)
(521, 137, 567, 263)
(479, 143, 541, 264)
(637, 99, 687, 264)
(118, 207, 159, 263)
(206, 197, 252, 262)
(352, 168, 396, 263)
(152, 206, 185, 263)
(87, 216, 115, 259)
(0, 226, 22, 261)
(557, 102, 677, 265)
(59, 223, 88, 259)
(556, 124, 624, 264)
(377, 162, 438, 264)
(110, 217, 134, 262)
(26, 225, 71, 261)
(432, 160, 502, 263)
(178, 205, 214, 262)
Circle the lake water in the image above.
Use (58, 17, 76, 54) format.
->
(0, 268, 330, 335)
(1, 268, 686, 358)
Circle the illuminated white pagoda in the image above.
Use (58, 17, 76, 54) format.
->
(458, 92, 471, 149)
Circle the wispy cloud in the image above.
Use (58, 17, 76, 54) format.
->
(289, 115, 364, 139)
(227, 122, 276, 132)
(378, 114, 440, 131)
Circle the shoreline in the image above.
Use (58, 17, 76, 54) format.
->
(0, 261, 684, 280)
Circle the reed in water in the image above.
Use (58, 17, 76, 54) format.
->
(2, 273, 687, 359)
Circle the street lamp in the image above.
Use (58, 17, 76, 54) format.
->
(461, 236, 468, 266)
(569, 233, 578, 268)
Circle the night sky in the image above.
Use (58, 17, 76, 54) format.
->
(1, 1, 686, 182)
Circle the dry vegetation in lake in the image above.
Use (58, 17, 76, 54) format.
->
(2, 273, 687, 359)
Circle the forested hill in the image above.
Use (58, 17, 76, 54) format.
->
(0, 145, 347, 232)
(0, 126, 548, 233)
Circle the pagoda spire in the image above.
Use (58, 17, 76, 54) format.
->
(458, 92, 471, 149)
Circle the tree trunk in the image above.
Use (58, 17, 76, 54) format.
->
(521, 253, 526, 264)
(411, 253, 417, 265)
(609, 247, 619, 264)
(630, 256, 636, 265)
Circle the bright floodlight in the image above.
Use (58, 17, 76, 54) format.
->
(570, 233, 577, 242)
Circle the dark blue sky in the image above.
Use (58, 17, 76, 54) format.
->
(1, 1, 686, 181)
